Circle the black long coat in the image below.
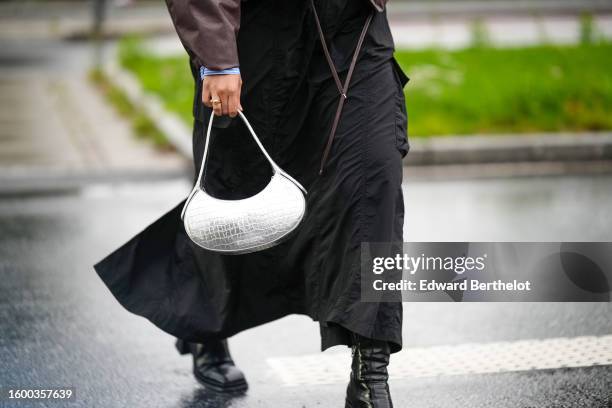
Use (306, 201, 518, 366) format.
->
(95, 0, 409, 353)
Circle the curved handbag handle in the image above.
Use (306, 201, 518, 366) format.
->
(181, 111, 306, 220)
(196, 111, 277, 186)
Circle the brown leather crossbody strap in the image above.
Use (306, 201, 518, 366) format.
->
(310, 0, 374, 175)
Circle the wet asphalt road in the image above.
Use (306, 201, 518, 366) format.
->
(0, 175, 611, 408)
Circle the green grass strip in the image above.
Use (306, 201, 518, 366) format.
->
(89, 68, 171, 149)
(118, 37, 612, 137)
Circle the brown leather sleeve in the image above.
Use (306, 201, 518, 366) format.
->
(165, 0, 240, 70)
(369, 0, 388, 12)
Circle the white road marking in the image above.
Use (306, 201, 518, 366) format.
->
(266, 335, 612, 386)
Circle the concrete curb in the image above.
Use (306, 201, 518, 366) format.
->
(387, 0, 612, 19)
(0, 166, 189, 196)
(104, 55, 193, 160)
(406, 133, 612, 166)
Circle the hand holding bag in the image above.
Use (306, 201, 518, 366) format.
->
(181, 111, 307, 254)
(182, 0, 374, 254)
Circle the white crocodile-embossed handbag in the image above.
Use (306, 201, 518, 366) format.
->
(181, 111, 307, 254)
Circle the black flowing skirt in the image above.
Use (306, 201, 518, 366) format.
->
(95, 0, 409, 353)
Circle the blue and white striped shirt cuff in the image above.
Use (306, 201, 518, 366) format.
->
(200, 66, 241, 79)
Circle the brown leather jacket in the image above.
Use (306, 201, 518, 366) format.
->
(165, 0, 389, 71)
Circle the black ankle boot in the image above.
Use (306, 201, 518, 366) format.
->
(345, 334, 393, 408)
(176, 338, 248, 393)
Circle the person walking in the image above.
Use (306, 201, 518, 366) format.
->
(95, 0, 409, 406)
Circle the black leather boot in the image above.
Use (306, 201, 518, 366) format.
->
(345, 334, 393, 408)
(176, 338, 248, 393)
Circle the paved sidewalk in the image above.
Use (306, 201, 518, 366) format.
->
(0, 2, 172, 40)
(2, 1, 611, 47)
(0, 39, 190, 194)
